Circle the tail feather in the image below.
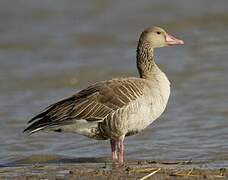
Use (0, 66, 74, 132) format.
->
(24, 96, 76, 134)
(27, 96, 75, 124)
(24, 114, 75, 134)
(24, 116, 52, 134)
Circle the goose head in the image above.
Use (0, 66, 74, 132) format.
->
(139, 26, 184, 48)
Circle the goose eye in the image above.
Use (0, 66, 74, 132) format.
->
(156, 31, 161, 35)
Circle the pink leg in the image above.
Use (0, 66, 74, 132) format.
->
(117, 138, 124, 165)
(110, 136, 125, 167)
(110, 139, 118, 165)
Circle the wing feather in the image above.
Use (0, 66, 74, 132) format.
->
(24, 78, 147, 134)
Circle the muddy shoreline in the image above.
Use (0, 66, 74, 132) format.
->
(1, 159, 227, 179)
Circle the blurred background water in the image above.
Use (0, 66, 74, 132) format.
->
(0, 0, 228, 168)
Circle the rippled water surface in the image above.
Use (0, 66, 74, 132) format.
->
(0, 0, 228, 167)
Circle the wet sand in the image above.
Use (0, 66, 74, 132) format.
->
(1, 160, 227, 180)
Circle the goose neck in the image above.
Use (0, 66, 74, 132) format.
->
(136, 41, 156, 79)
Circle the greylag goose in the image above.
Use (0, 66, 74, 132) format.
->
(24, 26, 184, 166)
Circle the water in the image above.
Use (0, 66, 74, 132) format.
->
(0, 0, 228, 168)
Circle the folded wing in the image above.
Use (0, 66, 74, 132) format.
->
(24, 78, 145, 134)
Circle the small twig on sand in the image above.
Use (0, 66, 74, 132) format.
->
(129, 167, 157, 173)
(187, 168, 193, 176)
(139, 168, 161, 180)
(213, 175, 225, 178)
(173, 169, 199, 177)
